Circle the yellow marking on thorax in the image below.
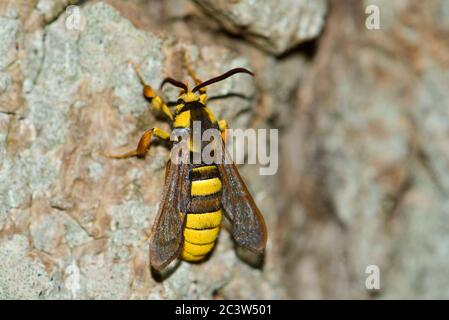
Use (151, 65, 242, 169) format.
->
(203, 107, 217, 124)
(184, 226, 220, 245)
(191, 177, 222, 196)
(186, 209, 222, 229)
(174, 110, 190, 128)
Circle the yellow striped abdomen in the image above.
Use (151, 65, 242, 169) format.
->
(181, 165, 223, 262)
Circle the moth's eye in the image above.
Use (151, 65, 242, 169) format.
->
(177, 99, 185, 105)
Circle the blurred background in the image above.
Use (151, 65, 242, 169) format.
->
(0, 0, 448, 299)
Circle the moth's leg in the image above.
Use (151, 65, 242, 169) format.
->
(218, 119, 228, 144)
(107, 127, 170, 159)
(131, 62, 174, 122)
(183, 51, 207, 103)
(184, 50, 202, 87)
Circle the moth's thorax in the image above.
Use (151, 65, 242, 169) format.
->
(173, 101, 218, 129)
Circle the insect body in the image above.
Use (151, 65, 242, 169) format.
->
(171, 90, 225, 263)
(109, 58, 267, 270)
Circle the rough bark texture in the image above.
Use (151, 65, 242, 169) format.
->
(193, 0, 327, 54)
(0, 0, 448, 299)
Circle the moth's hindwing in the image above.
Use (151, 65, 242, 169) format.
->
(217, 139, 267, 252)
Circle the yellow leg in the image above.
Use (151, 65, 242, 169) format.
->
(107, 127, 170, 159)
(183, 51, 207, 104)
(183, 50, 202, 87)
(218, 119, 228, 144)
(130, 62, 173, 122)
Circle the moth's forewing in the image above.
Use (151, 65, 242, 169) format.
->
(149, 158, 191, 270)
(217, 140, 267, 253)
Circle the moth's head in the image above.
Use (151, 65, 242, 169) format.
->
(178, 91, 201, 104)
(160, 79, 205, 106)
(160, 67, 254, 108)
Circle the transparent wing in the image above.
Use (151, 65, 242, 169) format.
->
(149, 157, 191, 270)
(217, 140, 267, 253)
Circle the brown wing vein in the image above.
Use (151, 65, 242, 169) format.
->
(217, 140, 267, 253)
(149, 154, 191, 270)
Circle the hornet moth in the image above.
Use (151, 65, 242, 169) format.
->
(109, 55, 267, 270)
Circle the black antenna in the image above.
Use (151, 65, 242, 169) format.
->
(160, 77, 188, 91)
(192, 68, 254, 93)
